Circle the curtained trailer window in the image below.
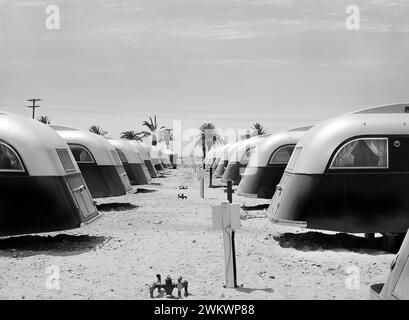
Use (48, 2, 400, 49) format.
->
(0, 141, 25, 172)
(57, 149, 76, 172)
(330, 137, 388, 169)
(116, 149, 128, 163)
(269, 145, 295, 165)
(69, 144, 95, 163)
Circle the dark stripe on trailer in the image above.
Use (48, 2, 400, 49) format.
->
(122, 163, 149, 185)
(144, 160, 158, 178)
(270, 172, 409, 233)
(214, 160, 228, 178)
(237, 165, 286, 199)
(212, 158, 221, 170)
(140, 163, 152, 182)
(77, 163, 127, 198)
(221, 162, 243, 185)
(134, 163, 149, 184)
(0, 175, 89, 236)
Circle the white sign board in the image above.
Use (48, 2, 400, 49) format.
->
(211, 202, 241, 231)
(211, 201, 240, 288)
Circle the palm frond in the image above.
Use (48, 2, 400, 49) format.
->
(89, 125, 108, 136)
(251, 122, 266, 136)
(120, 130, 142, 141)
(138, 131, 152, 138)
(197, 122, 223, 158)
(37, 115, 51, 124)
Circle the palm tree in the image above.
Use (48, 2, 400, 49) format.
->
(251, 122, 266, 136)
(89, 125, 108, 136)
(37, 115, 51, 124)
(139, 115, 166, 146)
(120, 130, 142, 141)
(197, 122, 224, 159)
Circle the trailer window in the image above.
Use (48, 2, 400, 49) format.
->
(330, 138, 388, 169)
(116, 149, 128, 163)
(69, 144, 94, 163)
(286, 147, 302, 171)
(270, 145, 295, 164)
(241, 146, 255, 165)
(57, 149, 76, 172)
(0, 142, 25, 172)
(111, 150, 122, 165)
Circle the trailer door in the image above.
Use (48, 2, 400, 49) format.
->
(57, 149, 98, 221)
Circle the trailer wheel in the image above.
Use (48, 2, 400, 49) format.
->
(382, 233, 405, 253)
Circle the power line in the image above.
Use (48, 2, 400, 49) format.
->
(26, 98, 41, 119)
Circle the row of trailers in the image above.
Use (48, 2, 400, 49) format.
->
(0, 112, 176, 237)
(205, 103, 409, 300)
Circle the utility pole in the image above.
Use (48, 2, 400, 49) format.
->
(26, 98, 41, 119)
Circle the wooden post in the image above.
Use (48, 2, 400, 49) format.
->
(227, 180, 233, 203)
(225, 183, 236, 287)
(209, 166, 213, 188)
(221, 202, 237, 288)
(200, 176, 204, 198)
(212, 202, 240, 289)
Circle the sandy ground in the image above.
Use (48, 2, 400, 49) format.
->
(0, 166, 395, 300)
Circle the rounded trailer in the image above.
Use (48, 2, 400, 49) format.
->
(142, 143, 164, 172)
(222, 134, 271, 185)
(163, 149, 177, 169)
(237, 127, 311, 198)
(129, 141, 158, 178)
(159, 149, 171, 168)
(204, 146, 219, 170)
(214, 141, 242, 178)
(152, 146, 169, 168)
(0, 113, 98, 236)
(51, 125, 132, 199)
(108, 138, 151, 185)
(268, 103, 409, 234)
(212, 144, 231, 170)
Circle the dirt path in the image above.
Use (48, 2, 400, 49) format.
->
(0, 167, 394, 299)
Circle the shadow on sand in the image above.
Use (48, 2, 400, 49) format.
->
(0, 234, 108, 257)
(273, 231, 387, 255)
(96, 202, 139, 212)
(209, 185, 226, 189)
(235, 287, 274, 294)
(241, 204, 269, 211)
(134, 188, 157, 194)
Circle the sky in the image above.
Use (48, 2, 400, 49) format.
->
(1, 0, 409, 146)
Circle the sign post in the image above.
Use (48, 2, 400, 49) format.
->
(209, 166, 213, 188)
(227, 180, 233, 203)
(196, 167, 205, 198)
(212, 201, 240, 288)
